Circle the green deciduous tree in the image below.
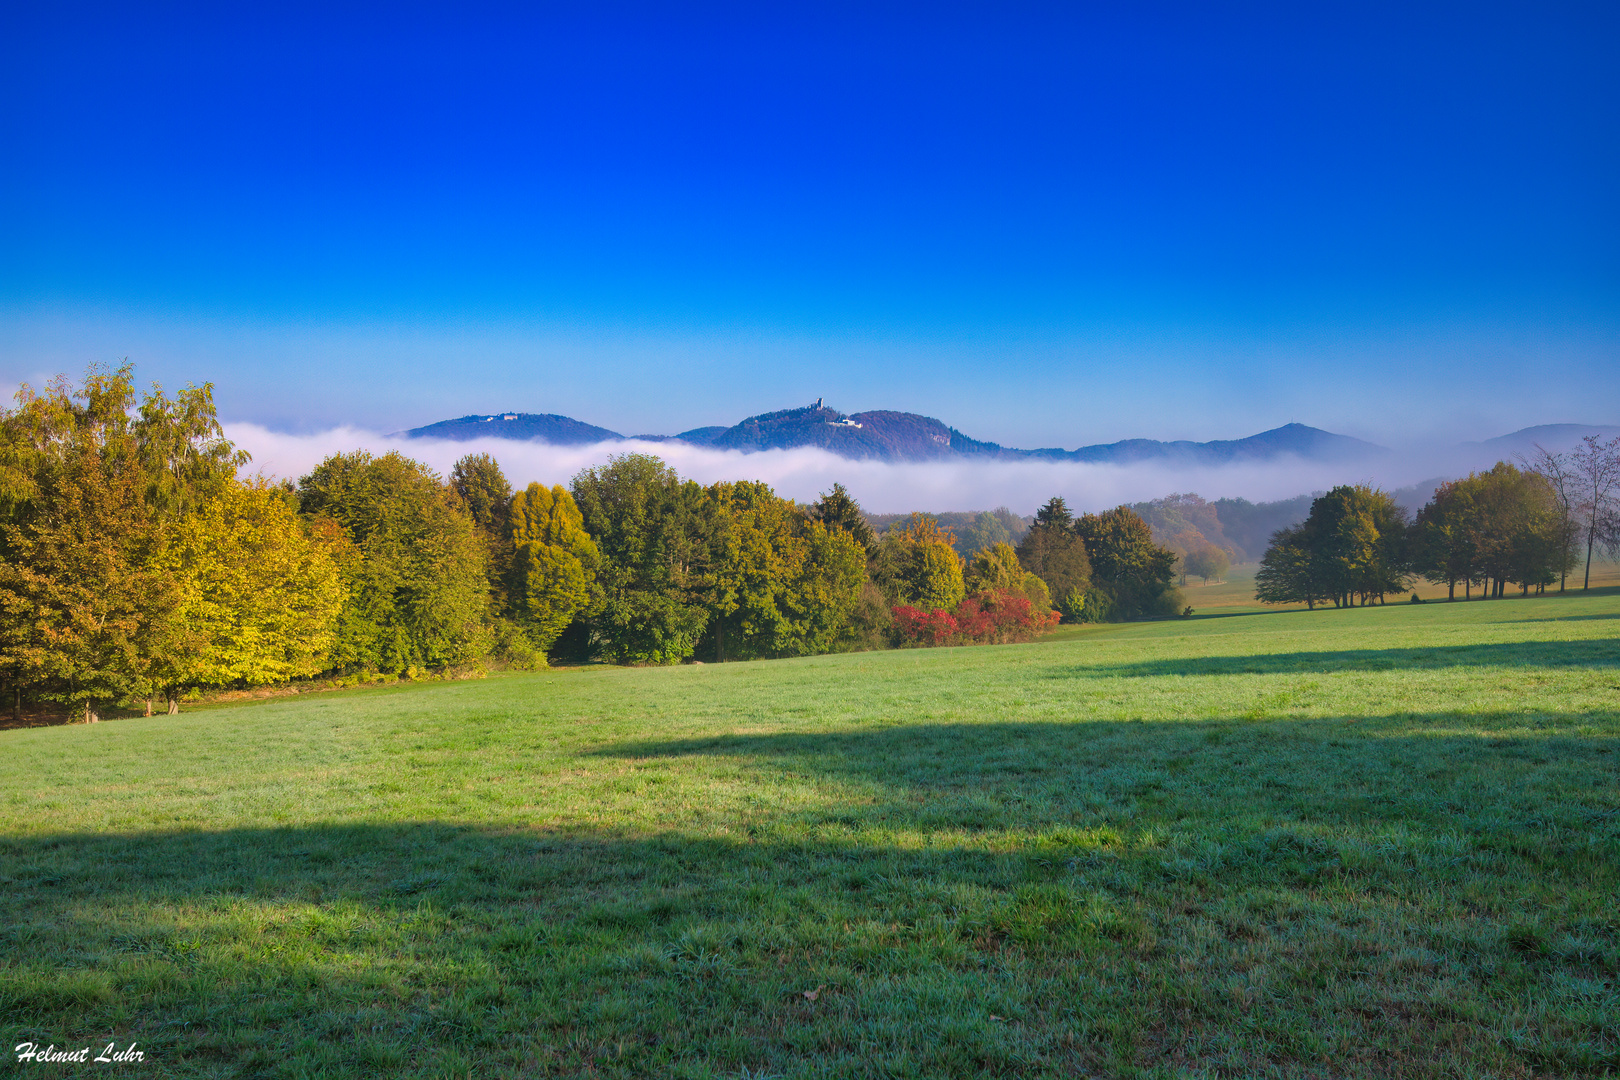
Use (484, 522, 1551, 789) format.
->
(1074, 506, 1180, 620)
(704, 481, 865, 661)
(298, 451, 490, 672)
(570, 454, 712, 665)
(1255, 485, 1409, 608)
(1254, 524, 1324, 608)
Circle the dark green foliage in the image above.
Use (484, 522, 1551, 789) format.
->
(1074, 505, 1181, 620)
(298, 451, 490, 672)
(1412, 464, 1571, 600)
(1255, 523, 1325, 608)
(806, 483, 875, 550)
(1014, 504, 1090, 619)
(1255, 485, 1409, 608)
(450, 453, 513, 537)
(570, 454, 713, 664)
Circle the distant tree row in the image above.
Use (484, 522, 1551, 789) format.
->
(1254, 440, 1620, 607)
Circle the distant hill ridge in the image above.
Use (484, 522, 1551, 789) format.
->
(400, 404, 1611, 466)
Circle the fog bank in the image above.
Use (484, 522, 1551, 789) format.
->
(225, 426, 1486, 515)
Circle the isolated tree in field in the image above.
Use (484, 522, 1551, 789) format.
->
(570, 454, 713, 664)
(508, 482, 601, 656)
(1572, 434, 1620, 589)
(1183, 543, 1230, 584)
(1015, 497, 1090, 619)
(1074, 506, 1179, 620)
(299, 451, 490, 672)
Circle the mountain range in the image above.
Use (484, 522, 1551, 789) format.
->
(401, 404, 1616, 467)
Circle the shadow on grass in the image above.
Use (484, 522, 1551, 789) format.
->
(4, 712, 1618, 1077)
(1037, 637, 1620, 678)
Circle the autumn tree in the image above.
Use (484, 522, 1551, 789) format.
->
(161, 478, 347, 706)
(1183, 543, 1230, 584)
(0, 365, 245, 719)
(508, 482, 601, 656)
(967, 542, 1054, 609)
(873, 514, 965, 612)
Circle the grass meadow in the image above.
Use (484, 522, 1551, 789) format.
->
(2, 590, 1618, 1078)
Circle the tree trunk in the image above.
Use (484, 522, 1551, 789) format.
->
(1448, 578, 1455, 601)
(144, 699, 153, 717)
(167, 698, 179, 715)
(1586, 530, 1596, 589)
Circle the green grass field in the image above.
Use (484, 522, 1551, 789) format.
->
(3, 591, 1618, 1078)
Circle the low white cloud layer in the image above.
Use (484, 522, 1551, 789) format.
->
(225, 425, 1455, 514)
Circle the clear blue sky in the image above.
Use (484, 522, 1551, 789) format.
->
(3, 2, 1616, 447)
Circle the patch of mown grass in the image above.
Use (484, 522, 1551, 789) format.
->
(1, 591, 1617, 1077)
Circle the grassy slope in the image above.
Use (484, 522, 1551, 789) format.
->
(2, 593, 1617, 1078)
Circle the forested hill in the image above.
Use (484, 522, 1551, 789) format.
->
(402, 403, 1385, 465)
(403, 413, 623, 443)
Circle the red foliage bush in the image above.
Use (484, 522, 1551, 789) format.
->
(891, 605, 959, 646)
(892, 589, 1060, 647)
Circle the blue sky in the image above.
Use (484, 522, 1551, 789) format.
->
(3, 2, 1616, 448)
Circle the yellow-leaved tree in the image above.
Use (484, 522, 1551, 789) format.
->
(509, 483, 601, 655)
(162, 478, 347, 707)
(966, 542, 1053, 609)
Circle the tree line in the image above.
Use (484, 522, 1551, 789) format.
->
(1255, 439, 1620, 608)
(0, 368, 1186, 720)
